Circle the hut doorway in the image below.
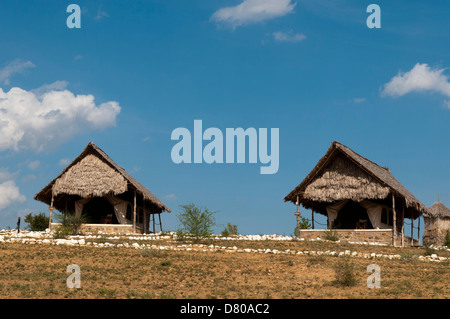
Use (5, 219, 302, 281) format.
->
(82, 197, 118, 224)
(334, 200, 373, 229)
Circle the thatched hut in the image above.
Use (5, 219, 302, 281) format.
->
(423, 200, 450, 246)
(34, 142, 171, 234)
(284, 141, 426, 246)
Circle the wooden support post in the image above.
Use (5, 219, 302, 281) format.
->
(294, 196, 300, 234)
(312, 210, 315, 230)
(158, 213, 163, 232)
(143, 200, 147, 234)
(411, 213, 414, 246)
(418, 214, 421, 246)
(133, 191, 137, 234)
(401, 200, 405, 247)
(152, 209, 156, 233)
(294, 213, 300, 231)
(392, 194, 396, 246)
(49, 194, 54, 230)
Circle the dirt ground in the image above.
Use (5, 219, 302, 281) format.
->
(0, 239, 449, 299)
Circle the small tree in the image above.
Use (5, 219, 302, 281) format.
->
(53, 211, 88, 238)
(294, 216, 311, 236)
(177, 203, 217, 242)
(24, 212, 49, 231)
(221, 223, 238, 237)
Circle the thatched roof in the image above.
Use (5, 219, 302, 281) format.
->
(284, 141, 426, 218)
(426, 201, 450, 219)
(34, 142, 171, 213)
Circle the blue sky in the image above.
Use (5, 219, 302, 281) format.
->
(0, 1, 449, 237)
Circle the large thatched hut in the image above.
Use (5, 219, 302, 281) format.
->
(423, 200, 450, 246)
(34, 142, 171, 234)
(284, 141, 426, 246)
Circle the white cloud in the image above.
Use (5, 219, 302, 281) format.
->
(0, 86, 121, 152)
(211, 0, 296, 28)
(353, 97, 365, 104)
(272, 31, 306, 43)
(59, 158, 71, 167)
(163, 194, 178, 201)
(0, 180, 26, 210)
(382, 63, 450, 98)
(0, 59, 35, 85)
(0, 168, 16, 181)
(31, 80, 69, 97)
(27, 160, 40, 170)
(444, 100, 450, 109)
(22, 174, 37, 182)
(95, 9, 109, 21)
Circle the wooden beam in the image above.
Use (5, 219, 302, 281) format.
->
(49, 194, 54, 230)
(159, 213, 163, 232)
(153, 208, 156, 233)
(401, 200, 405, 247)
(418, 213, 421, 246)
(312, 210, 315, 230)
(143, 199, 147, 234)
(392, 193, 396, 246)
(411, 213, 414, 246)
(133, 191, 136, 234)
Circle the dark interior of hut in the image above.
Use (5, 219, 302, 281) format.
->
(333, 200, 373, 229)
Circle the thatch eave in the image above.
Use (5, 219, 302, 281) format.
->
(34, 142, 171, 213)
(284, 141, 426, 218)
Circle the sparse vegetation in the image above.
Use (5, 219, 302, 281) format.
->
(322, 228, 340, 241)
(0, 234, 448, 299)
(294, 216, 312, 236)
(424, 244, 434, 256)
(53, 211, 89, 238)
(176, 203, 217, 242)
(333, 257, 357, 287)
(221, 223, 238, 237)
(24, 212, 49, 231)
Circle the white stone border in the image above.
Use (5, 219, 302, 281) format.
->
(1, 230, 449, 263)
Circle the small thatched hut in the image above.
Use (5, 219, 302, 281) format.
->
(423, 200, 450, 246)
(284, 141, 426, 246)
(34, 142, 171, 234)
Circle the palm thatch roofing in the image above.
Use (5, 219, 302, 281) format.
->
(34, 142, 171, 213)
(425, 201, 450, 219)
(284, 141, 426, 219)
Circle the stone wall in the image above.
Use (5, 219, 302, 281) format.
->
(297, 229, 419, 246)
(51, 223, 136, 235)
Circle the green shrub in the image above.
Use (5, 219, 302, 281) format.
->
(53, 211, 89, 238)
(445, 230, 450, 248)
(322, 228, 340, 241)
(176, 203, 217, 242)
(53, 226, 73, 239)
(221, 223, 238, 237)
(333, 258, 357, 287)
(294, 216, 312, 236)
(24, 212, 49, 231)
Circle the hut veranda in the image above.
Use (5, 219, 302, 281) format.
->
(34, 142, 171, 234)
(284, 141, 427, 246)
